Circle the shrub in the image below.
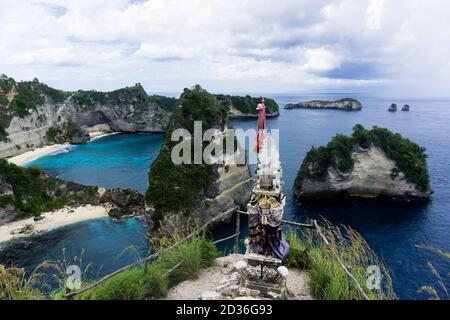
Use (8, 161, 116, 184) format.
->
(10, 82, 44, 117)
(149, 95, 178, 112)
(285, 229, 309, 269)
(142, 265, 169, 298)
(158, 237, 219, 287)
(83, 268, 149, 300)
(46, 127, 59, 143)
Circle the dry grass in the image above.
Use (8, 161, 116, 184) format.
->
(286, 219, 395, 300)
(416, 244, 449, 300)
(0, 262, 48, 300)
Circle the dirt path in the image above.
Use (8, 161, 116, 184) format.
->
(165, 254, 313, 300)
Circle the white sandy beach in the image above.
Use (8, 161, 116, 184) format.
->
(0, 205, 110, 243)
(7, 144, 69, 166)
(89, 131, 119, 141)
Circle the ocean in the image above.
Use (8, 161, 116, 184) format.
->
(1, 93, 449, 299)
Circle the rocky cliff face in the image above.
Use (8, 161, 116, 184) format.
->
(57, 85, 171, 134)
(293, 125, 431, 201)
(0, 75, 279, 158)
(295, 146, 430, 200)
(0, 103, 60, 158)
(146, 86, 253, 234)
(0, 75, 175, 158)
(285, 98, 362, 111)
(150, 164, 253, 235)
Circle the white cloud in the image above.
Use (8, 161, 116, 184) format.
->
(302, 48, 342, 72)
(366, 0, 384, 30)
(0, 0, 449, 96)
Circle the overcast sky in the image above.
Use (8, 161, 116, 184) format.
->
(0, 0, 449, 96)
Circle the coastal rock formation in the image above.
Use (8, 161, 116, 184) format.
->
(0, 159, 144, 225)
(0, 75, 176, 158)
(402, 104, 410, 111)
(216, 94, 279, 118)
(146, 85, 253, 234)
(293, 125, 432, 201)
(1, 74, 279, 158)
(388, 103, 397, 112)
(285, 98, 362, 111)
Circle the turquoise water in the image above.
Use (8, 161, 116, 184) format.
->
(1, 93, 449, 299)
(26, 133, 163, 194)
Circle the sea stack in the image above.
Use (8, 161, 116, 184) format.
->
(402, 104, 410, 111)
(285, 98, 362, 111)
(388, 103, 397, 112)
(293, 125, 432, 201)
(145, 85, 253, 234)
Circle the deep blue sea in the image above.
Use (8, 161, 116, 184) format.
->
(1, 93, 449, 299)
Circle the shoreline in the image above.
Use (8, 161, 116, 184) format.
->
(0, 205, 110, 244)
(7, 143, 69, 166)
(6, 132, 122, 167)
(89, 131, 120, 141)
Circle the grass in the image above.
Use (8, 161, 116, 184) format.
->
(0, 236, 218, 300)
(0, 263, 49, 300)
(76, 236, 218, 300)
(416, 245, 449, 300)
(285, 220, 395, 300)
(295, 124, 431, 192)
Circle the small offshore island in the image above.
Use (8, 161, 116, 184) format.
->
(285, 98, 362, 111)
(293, 125, 432, 201)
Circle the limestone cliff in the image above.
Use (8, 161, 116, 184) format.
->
(0, 75, 176, 158)
(146, 85, 253, 234)
(293, 125, 431, 201)
(0, 75, 279, 158)
(285, 98, 362, 111)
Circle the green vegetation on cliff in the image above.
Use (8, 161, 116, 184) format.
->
(46, 120, 85, 144)
(0, 159, 98, 218)
(0, 75, 68, 141)
(0, 160, 69, 217)
(146, 85, 227, 225)
(10, 82, 44, 117)
(295, 124, 430, 192)
(0, 75, 177, 142)
(215, 94, 279, 116)
(71, 84, 178, 112)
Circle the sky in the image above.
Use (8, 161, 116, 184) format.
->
(0, 0, 449, 97)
